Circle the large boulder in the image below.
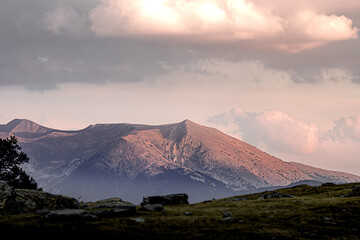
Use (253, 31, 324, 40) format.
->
(0, 181, 78, 215)
(139, 203, 164, 212)
(141, 193, 189, 206)
(80, 197, 137, 218)
(0, 181, 20, 215)
(90, 197, 135, 209)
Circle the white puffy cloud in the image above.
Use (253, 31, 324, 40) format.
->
(209, 108, 320, 155)
(89, 0, 284, 38)
(274, 10, 359, 53)
(88, 0, 358, 53)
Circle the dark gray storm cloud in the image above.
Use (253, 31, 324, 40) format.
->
(1, 0, 360, 90)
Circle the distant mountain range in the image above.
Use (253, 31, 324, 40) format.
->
(1, 119, 359, 203)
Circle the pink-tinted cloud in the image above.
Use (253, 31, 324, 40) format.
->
(209, 108, 320, 155)
(89, 0, 284, 38)
(331, 115, 360, 142)
(88, 0, 358, 53)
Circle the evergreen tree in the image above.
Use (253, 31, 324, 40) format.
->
(0, 135, 37, 189)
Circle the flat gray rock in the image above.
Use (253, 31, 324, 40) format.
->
(91, 197, 135, 209)
(94, 206, 136, 218)
(45, 209, 98, 220)
(139, 204, 164, 212)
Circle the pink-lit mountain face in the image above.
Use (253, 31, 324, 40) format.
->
(1, 119, 359, 203)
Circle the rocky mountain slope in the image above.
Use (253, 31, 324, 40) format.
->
(1, 119, 359, 203)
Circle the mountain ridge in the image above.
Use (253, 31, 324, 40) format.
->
(1, 118, 359, 202)
(0, 119, 51, 133)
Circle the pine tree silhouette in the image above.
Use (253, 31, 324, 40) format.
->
(0, 136, 37, 189)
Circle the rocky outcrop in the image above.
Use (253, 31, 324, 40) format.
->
(0, 181, 78, 215)
(84, 197, 135, 209)
(0, 181, 19, 215)
(1, 181, 140, 219)
(141, 193, 189, 206)
(344, 185, 360, 197)
(258, 192, 295, 199)
(139, 193, 188, 212)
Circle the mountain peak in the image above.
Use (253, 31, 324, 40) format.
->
(182, 119, 195, 124)
(159, 119, 204, 142)
(180, 119, 203, 129)
(0, 119, 51, 134)
(178, 119, 197, 128)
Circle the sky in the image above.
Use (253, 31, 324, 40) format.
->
(1, 0, 360, 175)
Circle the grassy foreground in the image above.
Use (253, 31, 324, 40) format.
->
(1, 183, 359, 239)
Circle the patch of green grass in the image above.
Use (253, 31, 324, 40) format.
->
(1, 183, 360, 239)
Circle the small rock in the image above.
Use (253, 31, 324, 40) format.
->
(139, 204, 163, 212)
(221, 217, 237, 223)
(222, 212, 232, 218)
(184, 211, 192, 216)
(129, 217, 145, 223)
(323, 216, 336, 225)
(35, 209, 50, 215)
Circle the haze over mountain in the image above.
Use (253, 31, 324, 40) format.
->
(1, 119, 359, 203)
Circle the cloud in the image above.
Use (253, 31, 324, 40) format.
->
(88, 0, 358, 53)
(254, 0, 360, 14)
(330, 115, 360, 142)
(209, 108, 320, 155)
(316, 68, 354, 84)
(274, 10, 359, 53)
(89, 0, 284, 38)
(1, 0, 359, 90)
(43, 6, 89, 36)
